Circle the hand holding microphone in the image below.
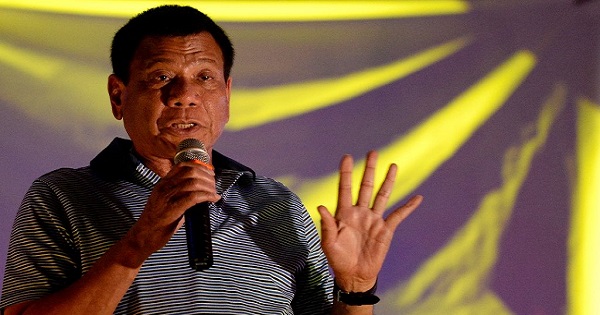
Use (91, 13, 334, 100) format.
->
(174, 138, 215, 271)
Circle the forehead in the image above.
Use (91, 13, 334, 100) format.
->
(132, 32, 224, 67)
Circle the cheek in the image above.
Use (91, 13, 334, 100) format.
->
(122, 98, 164, 132)
(222, 102, 230, 123)
(218, 94, 230, 121)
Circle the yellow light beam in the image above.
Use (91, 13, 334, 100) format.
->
(285, 50, 537, 225)
(568, 98, 600, 315)
(0, 39, 115, 150)
(229, 37, 471, 130)
(378, 83, 566, 314)
(0, 36, 470, 136)
(0, 1, 470, 21)
(0, 41, 64, 80)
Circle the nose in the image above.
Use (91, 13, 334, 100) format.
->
(166, 77, 199, 107)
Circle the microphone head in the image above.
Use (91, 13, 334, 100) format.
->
(174, 138, 210, 164)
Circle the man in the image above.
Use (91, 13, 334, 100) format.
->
(1, 5, 422, 315)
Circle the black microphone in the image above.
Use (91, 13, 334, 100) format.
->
(174, 138, 214, 271)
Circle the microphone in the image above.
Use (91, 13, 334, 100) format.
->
(174, 138, 214, 271)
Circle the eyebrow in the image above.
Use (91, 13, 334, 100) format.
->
(144, 57, 218, 70)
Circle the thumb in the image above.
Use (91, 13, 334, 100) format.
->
(318, 205, 338, 246)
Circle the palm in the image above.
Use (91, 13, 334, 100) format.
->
(318, 152, 422, 290)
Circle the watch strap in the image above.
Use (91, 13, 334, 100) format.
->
(333, 279, 380, 306)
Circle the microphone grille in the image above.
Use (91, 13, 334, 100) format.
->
(174, 138, 210, 164)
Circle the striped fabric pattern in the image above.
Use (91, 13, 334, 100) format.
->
(1, 138, 333, 314)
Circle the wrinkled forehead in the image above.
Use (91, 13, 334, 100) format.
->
(132, 33, 225, 69)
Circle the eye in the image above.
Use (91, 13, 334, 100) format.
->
(157, 74, 170, 81)
(147, 70, 172, 83)
(199, 74, 213, 81)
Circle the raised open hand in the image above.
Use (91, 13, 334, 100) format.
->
(318, 151, 422, 292)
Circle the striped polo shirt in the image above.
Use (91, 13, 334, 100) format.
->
(1, 138, 333, 314)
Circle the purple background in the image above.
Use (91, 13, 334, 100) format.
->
(1, 1, 598, 314)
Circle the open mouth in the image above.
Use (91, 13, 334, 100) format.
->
(172, 123, 197, 129)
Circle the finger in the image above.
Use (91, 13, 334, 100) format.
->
(176, 186, 221, 207)
(356, 151, 378, 208)
(173, 161, 216, 177)
(371, 163, 398, 215)
(318, 205, 338, 247)
(176, 176, 217, 194)
(338, 154, 354, 209)
(170, 162, 217, 189)
(162, 173, 217, 199)
(158, 167, 220, 211)
(385, 195, 423, 231)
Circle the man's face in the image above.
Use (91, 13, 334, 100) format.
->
(109, 32, 231, 163)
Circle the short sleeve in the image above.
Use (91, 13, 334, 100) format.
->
(291, 202, 333, 315)
(0, 178, 80, 310)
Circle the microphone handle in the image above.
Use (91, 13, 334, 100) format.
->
(184, 202, 213, 270)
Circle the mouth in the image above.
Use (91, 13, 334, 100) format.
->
(172, 123, 197, 130)
(162, 121, 201, 135)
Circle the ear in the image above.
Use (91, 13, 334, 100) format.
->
(108, 74, 125, 120)
(225, 76, 232, 122)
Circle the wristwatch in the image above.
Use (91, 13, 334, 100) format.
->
(333, 279, 380, 306)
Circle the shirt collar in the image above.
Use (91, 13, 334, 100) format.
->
(90, 137, 256, 186)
